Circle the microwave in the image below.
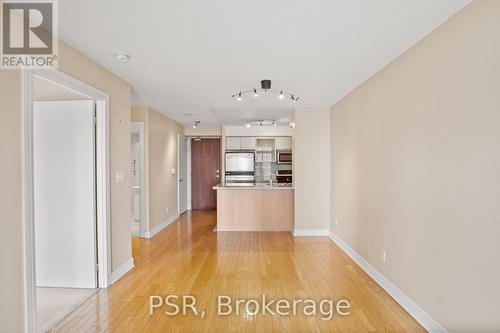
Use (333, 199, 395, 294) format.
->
(276, 150, 292, 164)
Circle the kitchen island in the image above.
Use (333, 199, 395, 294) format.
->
(213, 184, 294, 231)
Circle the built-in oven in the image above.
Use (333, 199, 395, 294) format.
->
(276, 150, 292, 164)
(276, 169, 292, 184)
(225, 172, 255, 187)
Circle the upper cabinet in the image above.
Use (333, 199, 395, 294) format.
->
(226, 137, 257, 150)
(226, 136, 290, 151)
(240, 137, 257, 150)
(275, 137, 292, 150)
(226, 137, 241, 150)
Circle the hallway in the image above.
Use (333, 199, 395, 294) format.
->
(50, 211, 423, 332)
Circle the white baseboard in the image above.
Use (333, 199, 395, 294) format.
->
(328, 232, 447, 333)
(110, 257, 134, 284)
(292, 229, 330, 236)
(144, 213, 180, 238)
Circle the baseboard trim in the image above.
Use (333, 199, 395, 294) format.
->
(292, 229, 330, 236)
(110, 257, 134, 284)
(328, 232, 447, 333)
(144, 213, 180, 239)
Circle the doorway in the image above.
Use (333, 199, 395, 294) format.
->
(131, 122, 145, 237)
(191, 138, 220, 210)
(22, 70, 111, 333)
(178, 135, 188, 214)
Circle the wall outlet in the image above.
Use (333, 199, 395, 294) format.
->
(335, 218, 339, 226)
(381, 249, 387, 263)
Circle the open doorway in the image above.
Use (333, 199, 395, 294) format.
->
(178, 135, 188, 215)
(23, 70, 111, 333)
(131, 122, 145, 237)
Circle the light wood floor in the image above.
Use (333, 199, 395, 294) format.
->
(50, 211, 425, 332)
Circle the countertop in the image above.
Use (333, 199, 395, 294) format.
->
(213, 183, 294, 190)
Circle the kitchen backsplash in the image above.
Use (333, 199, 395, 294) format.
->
(255, 161, 291, 183)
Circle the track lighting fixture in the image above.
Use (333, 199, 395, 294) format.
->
(192, 120, 200, 129)
(253, 88, 259, 98)
(232, 80, 299, 102)
(246, 120, 279, 127)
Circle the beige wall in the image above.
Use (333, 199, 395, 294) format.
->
(0, 40, 132, 331)
(33, 76, 88, 101)
(184, 125, 222, 137)
(132, 107, 183, 232)
(330, 1, 500, 330)
(293, 108, 331, 232)
(0, 71, 25, 332)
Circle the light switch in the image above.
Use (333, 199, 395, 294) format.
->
(171, 168, 176, 175)
(115, 172, 124, 183)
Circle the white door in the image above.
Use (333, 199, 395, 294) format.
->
(179, 135, 188, 214)
(34, 100, 97, 289)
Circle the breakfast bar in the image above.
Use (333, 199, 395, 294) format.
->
(213, 184, 294, 231)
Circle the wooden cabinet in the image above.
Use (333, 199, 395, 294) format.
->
(275, 137, 292, 150)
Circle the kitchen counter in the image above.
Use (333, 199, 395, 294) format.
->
(213, 183, 293, 190)
(214, 184, 294, 231)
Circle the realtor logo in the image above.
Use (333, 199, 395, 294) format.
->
(1, 0, 58, 68)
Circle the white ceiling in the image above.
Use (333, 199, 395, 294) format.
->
(58, 0, 470, 125)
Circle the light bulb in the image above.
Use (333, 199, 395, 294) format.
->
(246, 123, 251, 128)
(273, 122, 276, 127)
(237, 96, 242, 101)
(279, 91, 284, 99)
(253, 88, 259, 98)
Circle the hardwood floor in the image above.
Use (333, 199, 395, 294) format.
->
(50, 211, 425, 332)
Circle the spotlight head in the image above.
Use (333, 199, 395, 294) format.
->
(253, 88, 259, 98)
(246, 123, 251, 128)
(279, 91, 284, 99)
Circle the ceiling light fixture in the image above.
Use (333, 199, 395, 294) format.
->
(192, 120, 200, 129)
(246, 120, 278, 127)
(232, 80, 299, 102)
(114, 51, 130, 62)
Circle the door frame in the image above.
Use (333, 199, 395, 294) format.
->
(189, 137, 221, 210)
(131, 122, 146, 237)
(21, 69, 111, 332)
(177, 134, 188, 215)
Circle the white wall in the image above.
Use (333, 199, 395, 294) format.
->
(293, 108, 331, 234)
(224, 125, 292, 137)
